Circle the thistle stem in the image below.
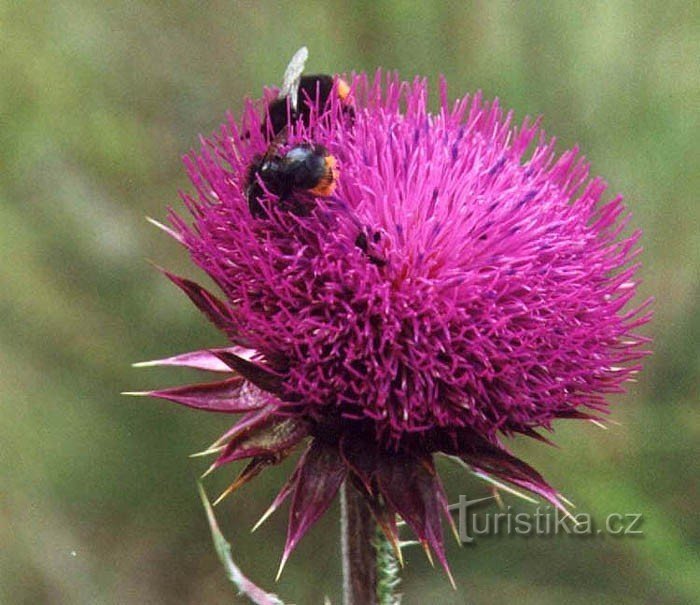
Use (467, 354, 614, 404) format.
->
(341, 481, 378, 605)
(374, 525, 401, 605)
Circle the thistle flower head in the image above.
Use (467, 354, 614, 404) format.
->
(136, 67, 651, 578)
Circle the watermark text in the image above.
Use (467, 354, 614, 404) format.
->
(449, 495, 644, 544)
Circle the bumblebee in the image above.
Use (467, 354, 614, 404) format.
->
(264, 47, 353, 136)
(246, 141, 338, 218)
(266, 74, 352, 136)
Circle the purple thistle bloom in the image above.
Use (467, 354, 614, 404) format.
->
(136, 71, 651, 579)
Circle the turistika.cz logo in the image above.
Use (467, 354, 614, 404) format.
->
(449, 496, 644, 544)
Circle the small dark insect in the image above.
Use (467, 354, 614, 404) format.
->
(354, 228, 386, 267)
(246, 140, 338, 218)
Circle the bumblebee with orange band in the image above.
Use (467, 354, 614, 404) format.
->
(265, 74, 352, 137)
(246, 143, 339, 217)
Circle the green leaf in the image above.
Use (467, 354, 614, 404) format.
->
(198, 482, 285, 605)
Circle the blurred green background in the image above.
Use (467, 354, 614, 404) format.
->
(2, 1, 698, 603)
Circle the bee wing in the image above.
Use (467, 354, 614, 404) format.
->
(279, 46, 309, 111)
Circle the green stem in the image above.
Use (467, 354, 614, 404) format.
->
(340, 482, 378, 605)
(374, 525, 401, 605)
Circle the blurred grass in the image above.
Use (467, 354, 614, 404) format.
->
(1, 1, 698, 603)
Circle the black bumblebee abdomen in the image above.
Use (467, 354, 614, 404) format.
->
(267, 75, 336, 136)
(280, 145, 328, 189)
(246, 144, 337, 218)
